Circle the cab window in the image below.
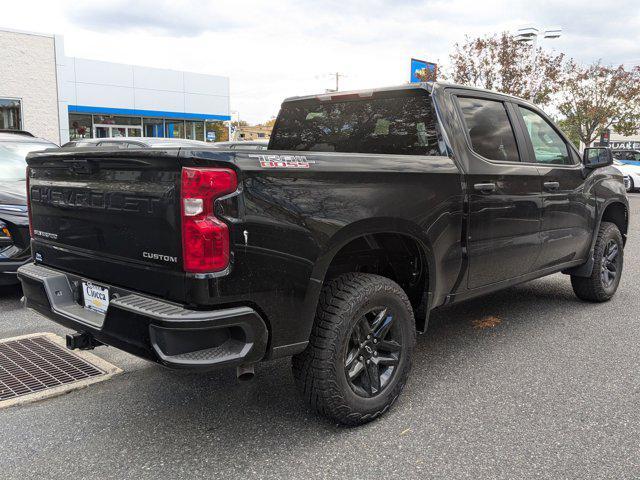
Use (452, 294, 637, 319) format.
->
(518, 107, 572, 165)
(457, 97, 520, 162)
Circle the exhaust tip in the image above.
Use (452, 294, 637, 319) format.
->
(236, 364, 255, 382)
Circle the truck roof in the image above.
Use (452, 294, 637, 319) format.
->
(282, 81, 533, 106)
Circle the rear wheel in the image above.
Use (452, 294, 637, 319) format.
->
(292, 273, 416, 425)
(626, 177, 634, 192)
(571, 221, 623, 302)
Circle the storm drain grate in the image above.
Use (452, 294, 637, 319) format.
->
(0, 335, 105, 401)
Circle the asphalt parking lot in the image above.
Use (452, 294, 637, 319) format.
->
(1, 198, 639, 480)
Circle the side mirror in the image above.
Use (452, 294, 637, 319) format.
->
(583, 147, 613, 169)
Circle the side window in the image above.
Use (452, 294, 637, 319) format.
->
(518, 107, 571, 165)
(457, 97, 520, 162)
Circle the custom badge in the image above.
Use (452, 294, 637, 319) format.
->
(249, 154, 315, 169)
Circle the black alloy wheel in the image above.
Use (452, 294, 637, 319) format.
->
(571, 221, 624, 302)
(601, 239, 619, 288)
(344, 307, 403, 398)
(292, 273, 416, 425)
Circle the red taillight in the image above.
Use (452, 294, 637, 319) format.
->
(26, 166, 33, 237)
(181, 167, 237, 273)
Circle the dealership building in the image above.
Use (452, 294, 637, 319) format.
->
(0, 27, 231, 145)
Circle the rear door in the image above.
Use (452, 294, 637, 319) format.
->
(513, 105, 593, 268)
(454, 93, 543, 289)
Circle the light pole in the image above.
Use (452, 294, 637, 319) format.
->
(515, 25, 562, 45)
(515, 26, 562, 69)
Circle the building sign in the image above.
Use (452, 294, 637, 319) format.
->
(410, 58, 437, 83)
(206, 131, 216, 142)
(610, 140, 640, 150)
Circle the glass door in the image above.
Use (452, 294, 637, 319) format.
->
(95, 126, 110, 138)
(94, 125, 143, 138)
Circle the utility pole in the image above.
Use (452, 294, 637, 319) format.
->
(326, 72, 346, 92)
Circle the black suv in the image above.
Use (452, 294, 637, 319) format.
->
(0, 130, 56, 285)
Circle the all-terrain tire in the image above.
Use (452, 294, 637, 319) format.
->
(571, 221, 623, 302)
(292, 273, 416, 426)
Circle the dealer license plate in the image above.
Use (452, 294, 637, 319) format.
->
(82, 282, 110, 314)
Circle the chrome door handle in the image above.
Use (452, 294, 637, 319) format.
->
(543, 181, 560, 191)
(474, 182, 496, 193)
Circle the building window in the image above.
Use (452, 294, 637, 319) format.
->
(185, 121, 204, 141)
(205, 121, 229, 142)
(165, 120, 185, 138)
(0, 99, 22, 130)
(69, 114, 93, 140)
(144, 118, 164, 137)
(93, 115, 142, 126)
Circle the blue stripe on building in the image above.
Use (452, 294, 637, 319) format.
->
(68, 105, 231, 121)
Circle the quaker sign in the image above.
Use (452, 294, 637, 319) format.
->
(410, 58, 438, 83)
(610, 140, 640, 149)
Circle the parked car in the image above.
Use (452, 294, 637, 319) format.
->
(210, 140, 269, 150)
(612, 149, 640, 165)
(62, 137, 208, 149)
(19, 83, 627, 425)
(613, 160, 640, 192)
(0, 130, 56, 285)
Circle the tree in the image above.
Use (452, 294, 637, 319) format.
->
(232, 120, 249, 128)
(259, 117, 276, 128)
(556, 61, 640, 147)
(446, 32, 565, 106)
(205, 120, 229, 142)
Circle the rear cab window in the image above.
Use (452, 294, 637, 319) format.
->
(269, 89, 443, 156)
(456, 97, 520, 162)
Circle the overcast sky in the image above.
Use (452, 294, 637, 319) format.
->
(4, 0, 639, 123)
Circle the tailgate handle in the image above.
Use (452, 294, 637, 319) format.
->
(473, 182, 496, 194)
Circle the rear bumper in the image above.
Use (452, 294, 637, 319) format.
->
(17, 263, 268, 370)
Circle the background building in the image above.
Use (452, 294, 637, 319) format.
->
(233, 124, 273, 141)
(0, 27, 231, 144)
(0, 29, 60, 141)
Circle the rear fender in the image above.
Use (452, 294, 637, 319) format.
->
(298, 218, 437, 339)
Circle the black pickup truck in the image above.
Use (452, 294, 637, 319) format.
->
(19, 82, 627, 425)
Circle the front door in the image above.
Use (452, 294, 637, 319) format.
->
(455, 94, 543, 289)
(515, 106, 593, 268)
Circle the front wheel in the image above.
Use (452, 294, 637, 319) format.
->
(571, 221, 623, 302)
(292, 273, 416, 425)
(626, 177, 634, 193)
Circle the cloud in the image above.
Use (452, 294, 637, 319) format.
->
(67, 0, 240, 37)
(58, 0, 640, 122)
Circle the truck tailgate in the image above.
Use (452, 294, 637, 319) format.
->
(27, 149, 185, 296)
